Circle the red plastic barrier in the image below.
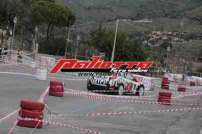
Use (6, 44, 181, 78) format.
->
(49, 85, 64, 92)
(18, 99, 44, 129)
(162, 85, 169, 90)
(161, 77, 169, 90)
(158, 92, 172, 97)
(49, 86, 64, 97)
(49, 91, 64, 97)
(158, 91, 172, 105)
(50, 80, 63, 87)
(20, 99, 45, 111)
(17, 119, 43, 128)
(49, 80, 64, 97)
(177, 85, 186, 92)
(19, 109, 43, 119)
(190, 81, 196, 86)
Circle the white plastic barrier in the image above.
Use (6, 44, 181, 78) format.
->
(35, 68, 47, 80)
(192, 76, 202, 86)
(47, 57, 56, 69)
(185, 76, 194, 81)
(21, 54, 36, 68)
(22, 59, 36, 68)
(133, 74, 160, 91)
(164, 73, 183, 82)
(184, 76, 202, 86)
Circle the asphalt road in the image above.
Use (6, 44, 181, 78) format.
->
(0, 68, 202, 134)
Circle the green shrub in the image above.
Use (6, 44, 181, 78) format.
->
(39, 37, 67, 56)
(197, 67, 202, 73)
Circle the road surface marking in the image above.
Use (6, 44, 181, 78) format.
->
(0, 109, 19, 124)
(0, 72, 33, 77)
(49, 76, 87, 81)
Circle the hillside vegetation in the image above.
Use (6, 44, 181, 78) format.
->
(0, 0, 201, 72)
(56, 0, 202, 72)
(58, 0, 202, 22)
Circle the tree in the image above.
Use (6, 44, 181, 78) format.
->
(0, 0, 9, 26)
(88, 28, 147, 61)
(31, 0, 75, 40)
(0, 0, 21, 27)
(186, 6, 202, 25)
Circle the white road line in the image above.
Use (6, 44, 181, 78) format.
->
(65, 89, 75, 92)
(38, 86, 50, 103)
(7, 120, 18, 134)
(49, 76, 87, 81)
(0, 72, 33, 77)
(0, 64, 18, 66)
(0, 72, 88, 81)
(0, 109, 19, 124)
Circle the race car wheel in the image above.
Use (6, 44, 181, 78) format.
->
(137, 86, 145, 96)
(118, 85, 124, 96)
(87, 81, 93, 91)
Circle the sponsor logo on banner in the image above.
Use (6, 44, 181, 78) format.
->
(50, 56, 153, 74)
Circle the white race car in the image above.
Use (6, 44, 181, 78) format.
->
(87, 72, 145, 96)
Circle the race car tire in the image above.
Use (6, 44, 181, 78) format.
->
(49, 85, 64, 93)
(20, 100, 45, 111)
(158, 92, 172, 97)
(50, 80, 63, 87)
(19, 109, 44, 119)
(177, 85, 186, 92)
(49, 91, 64, 97)
(158, 91, 172, 105)
(118, 85, 124, 95)
(17, 119, 43, 128)
(137, 86, 145, 96)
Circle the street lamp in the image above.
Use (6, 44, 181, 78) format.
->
(111, 19, 152, 62)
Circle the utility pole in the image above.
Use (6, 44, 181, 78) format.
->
(75, 34, 80, 59)
(34, 26, 39, 60)
(110, 19, 152, 62)
(111, 19, 119, 62)
(166, 46, 171, 72)
(65, 27, 70, 58)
